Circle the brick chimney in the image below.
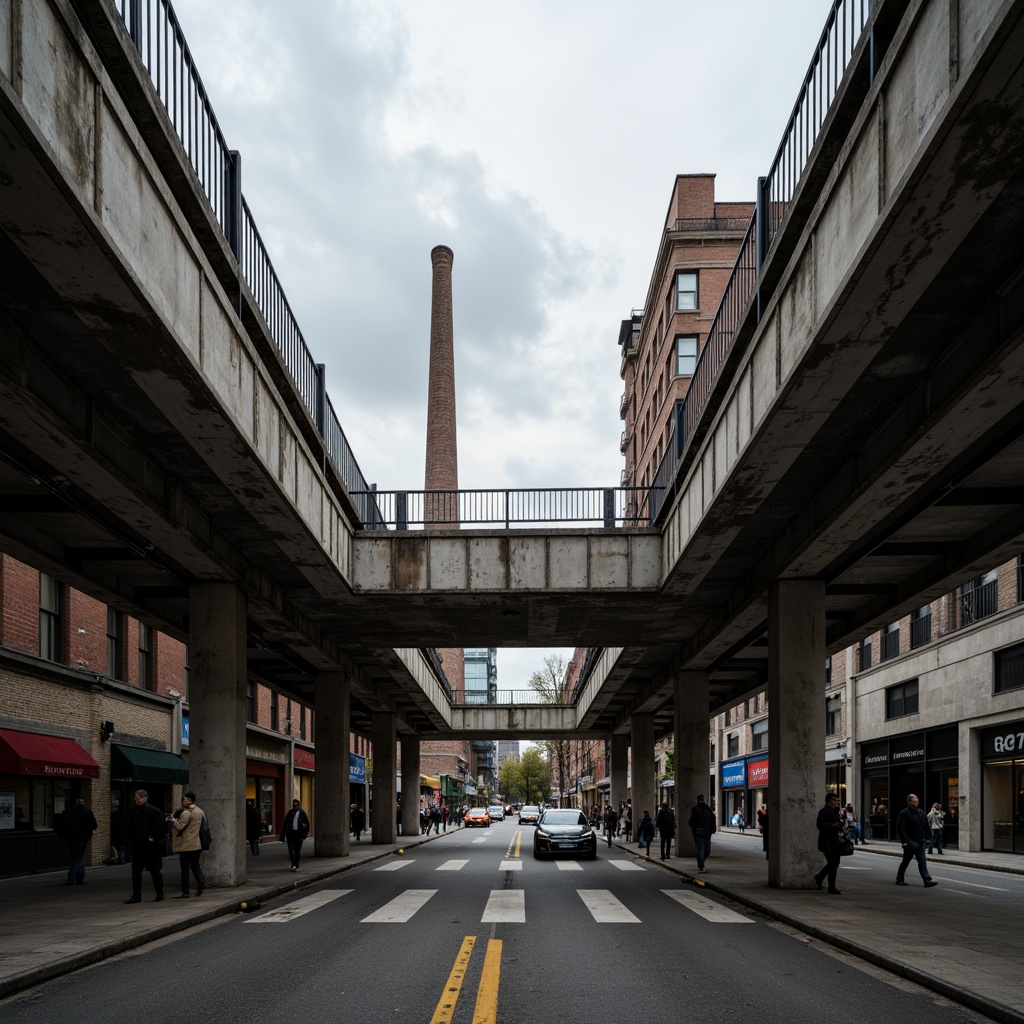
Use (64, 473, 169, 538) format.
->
(425, 245, 458, 498)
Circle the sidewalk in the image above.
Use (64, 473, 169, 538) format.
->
(2, 827, 1022, 1023)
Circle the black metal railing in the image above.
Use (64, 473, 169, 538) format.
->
(570, 646, 603, 703)
(910, 611, 932, 649)
(452, 689, 569, 706)
(880, 628, 900, 662)
(858, 640, 873, 672)
(955, 579, 999, 630)
(348, 488, 661, 530)
(115, 0, 377, 517)
(422, 648, 452, 699)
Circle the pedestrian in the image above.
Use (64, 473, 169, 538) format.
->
(927, 802, 945, 855)
(280, 798, 310, 872)
(622, 803, 632, 841)
(756, 804, 767, 834)
(843, 802, 866, 845)
(761, 806, 770, 860)
(245, 799, 261, 855)
(352, 802, 365, 841)
(895, 794, 938, 888)
(637, 809, 655, 858)
(169, 791, 207, 898)
(656, 801, 676, 860)
(687, 794, 716, 873)
(604, 803, 618, 847)
(813, 791, 844, 895)
(430, 804, 442, 835)
(59, 797, 97, 886)
(124, 789, 165, 904)
(441, 804, 450, 832)
(420, 807, 430, 835)
(737, 809, 746, 833)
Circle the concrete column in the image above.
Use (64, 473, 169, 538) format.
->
(610, 734, 628, 820)
(674, 671, 710, 857)
(630, 713, 656, 843)
(400, 734, 421, 839)
(768, 579, 826, 888)
(371, 712, 397, 844)
(189, 583, 246, 887)
(313, 672, 350, 857)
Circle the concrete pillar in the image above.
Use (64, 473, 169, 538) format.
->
(674, 671, 710, 857)
(610, 734, 628, 821)
(189, 583, 246, 887)
(400, 734, 421, 839)
(768, 579, 826, 888)
(313, 672, 350, 857)
(371, 712, 397, 844)
(630, 713, 656, 843)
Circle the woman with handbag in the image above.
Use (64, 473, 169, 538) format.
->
(813, 791, 845, 894)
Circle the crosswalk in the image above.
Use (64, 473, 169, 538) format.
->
(246, 878, 751, 927)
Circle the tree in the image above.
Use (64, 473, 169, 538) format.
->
(530, 655, 575, 805)
(518, 747, 550, 806)
(498, 757, 524, 802)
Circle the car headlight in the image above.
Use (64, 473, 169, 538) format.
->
(536, 829, 552, 839)
(582, 830, 594, 840)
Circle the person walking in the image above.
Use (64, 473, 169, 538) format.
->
(124, 789, 165, 904)
(430, 804, 442, 835)
(813, 791, 844, 895)
(895, 794, 938, 887)
(169, 791, 207, 898)
(280, 798, 310, 872)
(351, 803, 365, 842)
(604, 803, 618, 847)
(656, 801, 676, 860)
(927, 802, 945, 855)
(442, 804, 450, 832)
(760, 806, 770, 860)
(245, 799, 262, 855)
(687, 794, 716, 873)
(637, 809, 656, 858)
(60, 797, 97, 886)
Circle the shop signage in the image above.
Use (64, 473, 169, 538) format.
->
(748, 759, 769, 787)
(294, 746, 315, 771)
(890, 733, 925, 765)
(721, 759, 746, 788)
(349, 753, 366, 784)
(861, 741, 888, 768)
(980, 720, 1024, 759)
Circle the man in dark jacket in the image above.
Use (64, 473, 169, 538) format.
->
(656, 802, 676, 860)
(895, 794, 938, 888)
(687, 795, 716, 872)
(813, 791, 844, 894)
(125, 789, 165, 904)
(280, 799, 310, 871)
(60, 798, 97, 886)
(604, 804, 618, 847)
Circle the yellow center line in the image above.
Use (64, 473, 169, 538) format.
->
(505, 831, 520, 859)
(430, 935, 476, 1024)
(472, 939, 502, 1024)
(514, 830, 521, 857)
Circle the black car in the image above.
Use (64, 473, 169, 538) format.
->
(533, 809, 597, 860)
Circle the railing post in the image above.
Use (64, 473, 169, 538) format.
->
(396, 491, 408, 531)
(127, 0, 143, 53)
(504, 490, 510, 530)
(314, 363, 326, 434)
(755, 176, 769, 275)
(603, 488, 615, 529)
(226, 150, 242, 261)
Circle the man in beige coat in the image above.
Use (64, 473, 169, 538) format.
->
(169, 791, 207, 898)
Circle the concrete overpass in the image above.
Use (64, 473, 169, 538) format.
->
(1, 0, 1022, 884)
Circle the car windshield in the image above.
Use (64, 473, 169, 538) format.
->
(521, 806, 538, 813)
(488, 806, 502, 813)
(542, 811, 587, 826)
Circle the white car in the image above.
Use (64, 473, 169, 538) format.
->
(487, 804, 505, 821)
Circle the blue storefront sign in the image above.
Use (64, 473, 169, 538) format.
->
(721, 758, 746, 788)
(349, 753, 366, 784)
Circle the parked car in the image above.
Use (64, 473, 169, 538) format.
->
(533, 808, 597, 859)
(487, 804, 505, 821)
(465, 807, 490, 828)
(518, 805, 540, 824)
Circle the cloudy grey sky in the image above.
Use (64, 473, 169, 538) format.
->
(172, 0, 832, 687)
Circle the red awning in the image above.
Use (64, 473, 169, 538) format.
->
(0, 729, 100, 779)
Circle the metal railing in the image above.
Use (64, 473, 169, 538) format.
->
(115, 0, 377, 515)
(910, 612, 932, 649)
(451, 689, 568, 706)
(672, 217, 752, 233)
(422, 649, 452, 699)
(880, 628, 900, 662)
(347, 488, 661, 530)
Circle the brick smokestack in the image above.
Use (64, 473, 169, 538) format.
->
(425, 245, 458, 498)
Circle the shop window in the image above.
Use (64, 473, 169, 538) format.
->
(825, 695, 841, 736)
(106, 607, 124, 679)
(886, 679, 919, 719)
(727, 733, 739, 758)
(751, 719, 768, 752)
(38, 573, 62, 662)
(994, 642, 1024, 694)
(138, 622, 153, 690)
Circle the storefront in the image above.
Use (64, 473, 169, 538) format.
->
(0, 728, 101, 878)
(720, 758, 746, 825)
(294, 745, 315, 834)
(859, 726, 959, 845)
(980, 719, 1024, 854)
(747, 758, 769, 823)
(109, 743, 190, 860)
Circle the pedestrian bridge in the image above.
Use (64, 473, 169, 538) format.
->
(1, 0, 1022, 881)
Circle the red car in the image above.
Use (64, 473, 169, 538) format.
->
(465, 807, 490, 828)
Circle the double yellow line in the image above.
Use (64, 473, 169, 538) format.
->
(505, 830, 522, 859)
(431, 935, 502, 1024)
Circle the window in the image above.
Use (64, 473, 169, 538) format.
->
(271, 690, 279, 731)
(246, 680, 255, 723)
(39, 573, 62, 662)
(825, 656, 832, 685)
(960, 569, 998, 626)
(910, 605, 931, 649)
(300, 707, 306, 740)
(881, 621, 900, 661)
(751, 718, 768, 751)
(138, 623, 153, 690)
(183, 646, 190, 701)
(727, 733, 739, 757)
(886, 679, 919, 719)
(995, 642, 1024, 694)
(106, 607, 123, 679)
(710, 741, 716, 764)
(675, 271, 698, 310)
(858, 636, 873, 671)
(676, 335, 698, 376)
(826, 695, 841, 736)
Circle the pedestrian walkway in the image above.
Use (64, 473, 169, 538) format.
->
(1, 828, 1021, 1024)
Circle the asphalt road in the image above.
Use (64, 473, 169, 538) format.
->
(3, 820, 999, 1024)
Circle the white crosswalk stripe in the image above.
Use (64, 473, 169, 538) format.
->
(436, 860, 469, 871)
(609, 860, 646, 872)
(500, 860, 523, 871)
(245, 889, 351, 923)
(374, 860, 413, 871)
(555, 861, 584, 871)
(577, 889, 640, 923)
(482, 889, 526, 922)
(663, 890, 752, 923)
(362, 889, 437, 923)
